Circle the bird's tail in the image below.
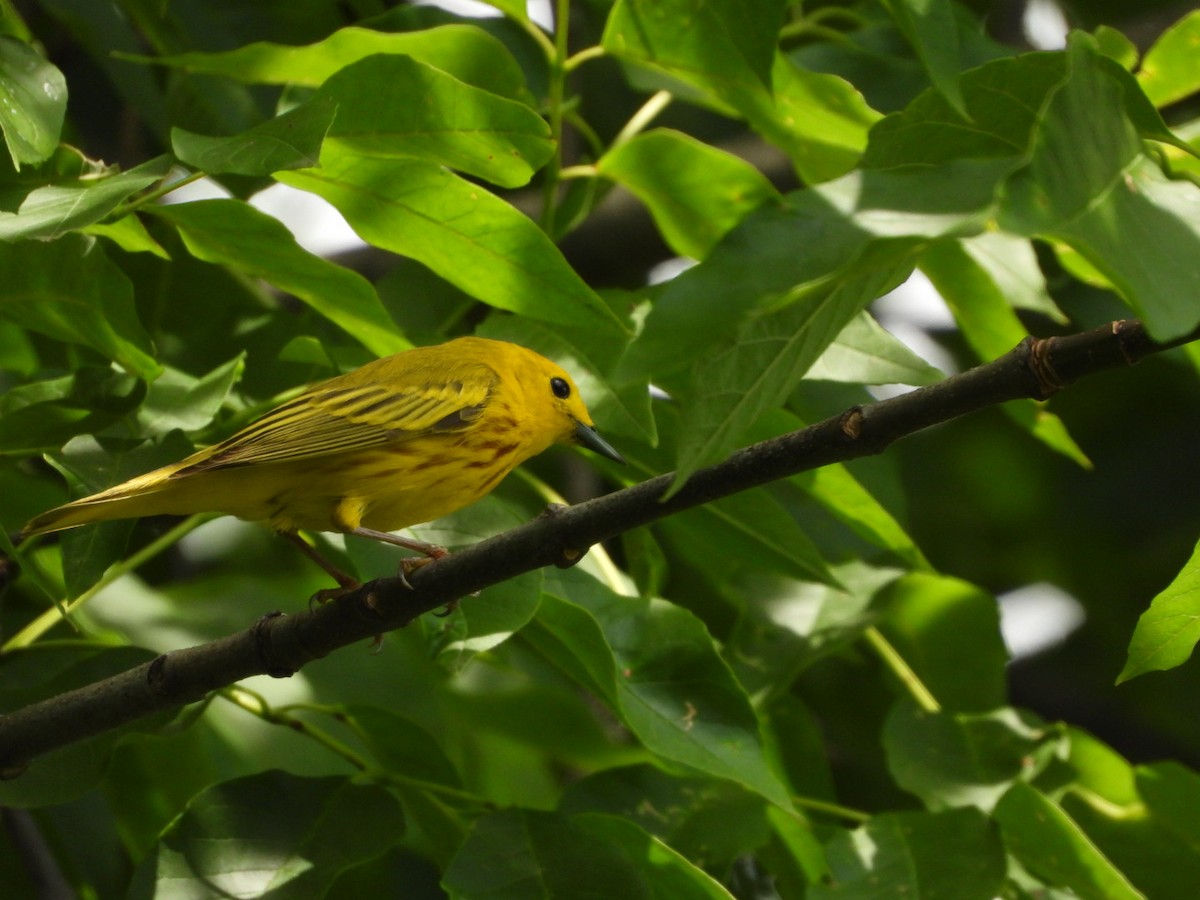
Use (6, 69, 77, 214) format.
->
(20, 468, 183, 539)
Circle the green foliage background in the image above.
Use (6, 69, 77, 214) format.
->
(3, 0, 1200, 896)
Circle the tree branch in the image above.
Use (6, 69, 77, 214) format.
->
(2, 318, 1196, 773)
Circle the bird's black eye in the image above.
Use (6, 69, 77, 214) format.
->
(550, 376, 571, 399)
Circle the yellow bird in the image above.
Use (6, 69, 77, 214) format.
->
(21, 336, 624, 590)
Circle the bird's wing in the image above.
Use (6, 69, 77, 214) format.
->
(177, 370, 498, 473)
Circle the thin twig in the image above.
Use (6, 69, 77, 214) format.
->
(0, 319, 1196, 772)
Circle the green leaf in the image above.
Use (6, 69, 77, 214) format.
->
(571, 813, 734, 899)
(605, 1, 877, 184)
(442, 809, 657, 900)
(1119, 535, 1200, 682)
(1137, 10, 1200, 108)
(83, 213, 170, 258)
(0, 155, 170, 241)
(999, 34, 1200, 341)
(1063, 759, 1200, 899)
(596, 128, 777, 259)
(881, 0, 966, 114)
(1092, 24, 1139, 71)
(346, 496, 543, 669)
(796, 462, 929, 570)
(0, 233, 158, 378)
(863, 51, 1059, 169)
(959, 231, 1063, 321)
(669, 244, 914, 490)
(147, 198, 408, 357)
(127, 23, 529, 98)
(562, 765, 770, 870)
(0, 36, 67, 167)
(278, 155, 628, 336)
(804, 310, 943, 386)
(418, 511, 544, 669)
(0, 366, 146, 455)
(477, 0, 529, 21)
(170, 95, 336, 176)
(530, 569, 794, 810)
(129, 772, 404, 900)
(603, 0, 785, 94)
(727, 562, 902, 697)
(920, 239, 1089, 467)
(765, 54, 879, 183)
(810, 807, 1005, 899)
(668, 491, 836, 587)
(879, 572, 1008, 711)
(344, 705, 463, 787)
(884, 702, 1063, 812)
(136, 355, 246, 436)
(314, 54, 552, 188)
(1136, 761, 1200, 850)
(994, 783, 1142, 899)
(623, 159, 1004, 385)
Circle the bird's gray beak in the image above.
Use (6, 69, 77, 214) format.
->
(574, 420, 626, 464)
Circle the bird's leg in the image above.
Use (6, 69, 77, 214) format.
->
(347, 526, 448, 559)
(280, 531, 360, 605)
(283, 530, 390, 649)
(348, 527, 456, 612)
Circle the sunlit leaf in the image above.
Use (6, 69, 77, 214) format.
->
(129, 772, 403, 900)
(920, 239, 1089, 467)
(999, 35, 1200, 340)
(884, 702, 1062, 811)
(147, 198, 408, 357)
(811, 807, 1005, 898)
(596, 128, 777, 259)
(804, 310, 943, 386)
(881, 0, 966, 114)
(994, 783, 1142, 899)
(136, 355, 246, 436)
(880, 572, 1008, 711)
(530, 569, 794, 810)
(314, 55, 552, 188)
(670, 245, 914, 490)
(0, 36, 67, 167)
(0, 155, 169, 241)
(126, 24, 529, 98)
(279, 154, 628, 336)
(171, 95, 335, 176)
(603, 0, 785, 93)
(1119, 536, 1200, 682)
(1137, 10, 1200, 108)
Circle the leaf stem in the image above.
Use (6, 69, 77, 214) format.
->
(863, 626, 941, 713)
(565, 45, 605, 73)
(111, 170, 207, 219)
(792, 794, 871, 824)
(3, 515, 211, 651)
(612, 90, 673, 148)
(223, 688, 486, 806)
(558, 164, 597, 181)
(539, 0, 574, 237)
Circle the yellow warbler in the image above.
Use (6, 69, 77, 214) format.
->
(22, 337, 623, 588)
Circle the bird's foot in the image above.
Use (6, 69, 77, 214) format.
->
(395, 546, 449, 589)
(308, 578, 362, 610)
